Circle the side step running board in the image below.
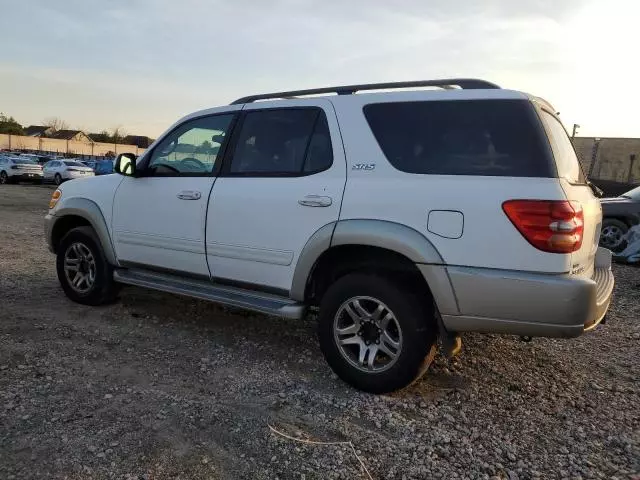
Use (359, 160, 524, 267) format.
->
(113, 269, 306, 320)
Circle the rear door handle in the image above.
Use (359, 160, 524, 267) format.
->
(298, 195, 332, 207)
(177, 190, 202, 200)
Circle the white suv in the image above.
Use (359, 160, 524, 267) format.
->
(45, 79, 614, 393)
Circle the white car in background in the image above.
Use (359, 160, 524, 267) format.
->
(43, 159, 95, 185)
(0, 155, 44, 184)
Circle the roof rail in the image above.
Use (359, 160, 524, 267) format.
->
(230, 78, 500, 105)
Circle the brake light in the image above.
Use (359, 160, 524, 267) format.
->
(502, 200, 584, 253)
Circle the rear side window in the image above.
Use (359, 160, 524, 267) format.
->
(363, 99, 555, 177)
(539, 111, 586, 184)
(228, 108, 333, 176)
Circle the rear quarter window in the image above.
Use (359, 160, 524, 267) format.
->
(539, 110, 586, 184)
(363, 99, 555, 177)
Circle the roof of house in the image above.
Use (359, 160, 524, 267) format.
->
(50, 130, 90, 140)
(123, 135, 154, 148)
(24, 125, 52, 136)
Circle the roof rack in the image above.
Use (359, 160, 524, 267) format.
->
(230, 78, 500, 105)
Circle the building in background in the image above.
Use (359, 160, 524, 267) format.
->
(50, 130, 93, 142)
(123, 135, 154, 148)
(24, 125, 54, 137)
(573, 137, 640, 184)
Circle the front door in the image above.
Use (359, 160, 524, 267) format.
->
(112, 109, 238, 277)
(206, 100, 346, 292)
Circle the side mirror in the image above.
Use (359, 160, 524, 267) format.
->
(114, 153, 137, 176)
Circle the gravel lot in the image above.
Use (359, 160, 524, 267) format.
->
(0, 184, 638, 480)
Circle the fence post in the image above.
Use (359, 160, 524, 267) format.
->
(588, 139, 601, 178)
(8, 134, 11, 150)
(628, 154, 637, 183)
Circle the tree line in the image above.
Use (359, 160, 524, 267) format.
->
(0, 113, 131, 144)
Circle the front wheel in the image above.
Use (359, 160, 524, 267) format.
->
(54, 173, 63, 185)
(0, 171, 10, 185)
(56, 226, 119, 305)
(318, 273, 437, 393)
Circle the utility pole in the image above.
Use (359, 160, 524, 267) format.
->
(571, 124, 580, 140)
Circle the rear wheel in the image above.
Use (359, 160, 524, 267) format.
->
(600, 218, 628, 251)
(0, 171, 10, 185)
(318, 273, 437, 393)
(56, 226, 119, 305)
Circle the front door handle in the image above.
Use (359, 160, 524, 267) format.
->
(177, 190, 202, 200)
(298, 195, 332, 207)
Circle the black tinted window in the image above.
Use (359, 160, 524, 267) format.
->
(229, 108, 332, 175)
(363, 99, 554, 177)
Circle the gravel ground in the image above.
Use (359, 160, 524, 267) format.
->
(0, 184, 638, 480)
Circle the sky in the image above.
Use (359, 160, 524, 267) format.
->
(0, 0, 638, 138)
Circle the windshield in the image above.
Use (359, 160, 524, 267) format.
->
(64, 161, 85, 167)
(622, 185, 640, 200)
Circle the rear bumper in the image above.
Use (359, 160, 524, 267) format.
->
(12, 172, 43, 181)
(65, 172, 94, 179)
(441, 248, 615, 338)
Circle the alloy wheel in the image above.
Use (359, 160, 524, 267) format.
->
(600, 225, 625, 249)
(333, 296, 403, 373)
(63, 242, 97, 294)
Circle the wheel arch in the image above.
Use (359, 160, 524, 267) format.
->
(603, 215, 635, 227)
(48, 198, 118, 265)
(290, 219, 459, 315)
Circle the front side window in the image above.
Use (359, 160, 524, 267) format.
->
(539, 111, 586, 184)
(147, 114, 235, 176)
(363, 99, 555, 177)
(229, 108, 333, 175)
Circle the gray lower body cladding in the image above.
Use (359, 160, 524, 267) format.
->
(438, 263, 614, 338)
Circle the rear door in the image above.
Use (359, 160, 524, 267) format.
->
(537, 107, 601, 278)
(206, 100, 346, 292)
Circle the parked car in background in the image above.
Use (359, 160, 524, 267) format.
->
(80, 160, 97, 171)
(0, 155, 44, 184)
(599, 185, 640, 250)
(43, 159, 95, 185)
(94, 159, 115, 175)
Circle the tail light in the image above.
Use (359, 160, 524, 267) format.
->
(502, 200, 584, 253)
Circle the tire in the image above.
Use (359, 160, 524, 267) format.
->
(600, 218, 628, 251)
(0, 171, 10, 185)
(54, 173, 62, 185)
(318, 273, 437, 393)
(56, 226, 119, 306)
